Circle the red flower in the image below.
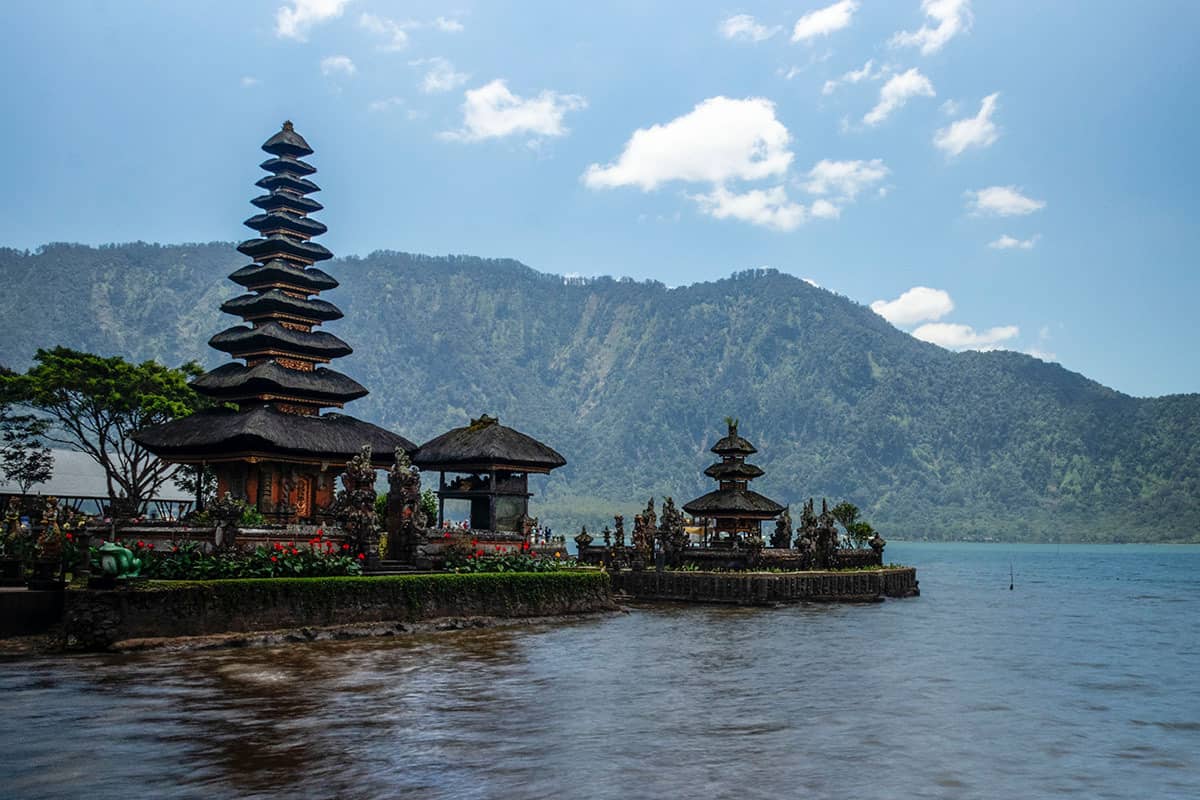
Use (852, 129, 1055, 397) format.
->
(342, 543, 350, 550)
(357, 553, 365, 560)
(65, 532, 74, 540)
(471, 539, 479, 546)
(476, 549, 484, 557)
(270, 555, 278, 562)
(137, 540, 145, 548)
(316, 528, 324, 537)
(172, 546, 179, 553)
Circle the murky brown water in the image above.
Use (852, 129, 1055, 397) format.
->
(3, 543, 1199, 799)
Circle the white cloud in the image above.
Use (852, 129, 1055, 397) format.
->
(988, 233, 1039, 250)
(442, 79, 586, 142)
(912, 322, 1019, 350)
(359, 12, 409, 50)
(821, 59, 880, 95)
(320, 55, 355, 76)
(967, 185, 1046, 216)
(810, 199, 840, 219)
(934, 92, 999, 157)
(1024, 347, 1057, 361)
(804, 158, 889, 200)
(863, 68, 934, 125)
(275, 0, 350, 41)
(870, 286, 954, 326)
(940, 99, 961, 116)
(240, 76, 260, 88)
(690, 185, 807, 232)
(432, 16, 464, 33)
(891, 0, 973, 55)
(584, 96, 793, 190)
(411, 57, 469, 94)
(368, 96, 405, 112)
(792, 1, 859, 43)
(720, 14, 781, 42)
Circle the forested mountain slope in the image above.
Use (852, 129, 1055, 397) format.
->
(2, 242, 1197, 541)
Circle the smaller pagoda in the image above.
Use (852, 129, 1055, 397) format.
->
(413, 415, 565, 533)
(684, 420, 784, 542)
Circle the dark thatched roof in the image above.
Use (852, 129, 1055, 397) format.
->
(261, 121, 314, 158)
(259, 155, 316, 176)
(237, 235, 333, 264)
(251, 191, 323, 215)
(221, 289, 343, 322)
(191, 362, 367, 404)
(229, 261, 338, 292)
(703, 461, 765, 481)
(413, 414, 566, 473)
(683, 488, 784, 518)
(711, 429, 757, 456)
(133, 405, 414, 466)
(209, 323, 352, 360)
(255, 173, 320, 196)
(244, 211, 328, 239)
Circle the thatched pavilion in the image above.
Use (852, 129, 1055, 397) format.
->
(684, 420, 783, 542)
(413, 415, 565, 532)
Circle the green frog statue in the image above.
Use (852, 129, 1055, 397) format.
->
(97, 541, 142, 579)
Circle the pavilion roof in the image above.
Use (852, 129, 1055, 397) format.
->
(413, 415, 566, 473)
(683, 488, 784, 518)
(133, 406, 414, 466)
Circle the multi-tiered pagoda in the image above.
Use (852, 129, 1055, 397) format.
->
(683, 420, 784, 541)
(135, 122, 414, 522)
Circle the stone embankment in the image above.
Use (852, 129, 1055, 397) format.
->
(612, 567, 919, 604)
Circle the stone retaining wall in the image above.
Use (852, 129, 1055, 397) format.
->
(612, 567, 918, 605)
(63, 571, 614, 651)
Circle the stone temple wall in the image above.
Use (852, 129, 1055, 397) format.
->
(611, 567, 918, 605)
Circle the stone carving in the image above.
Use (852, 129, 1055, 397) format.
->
(613, 515, 626, 548)
(35, 496, 64, 561)
(335, 445, 379, 562)
(770, 508, 792, 549)
(386, 446, 423, 563)
(574, 525, 593, 549)
(208, 492, 245, 551)
(657, 496, 689, 564)
(601, 525, 612, 547)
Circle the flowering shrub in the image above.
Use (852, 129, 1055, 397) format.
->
(446, 542, 573, 574)
(93, 530, 362, 580)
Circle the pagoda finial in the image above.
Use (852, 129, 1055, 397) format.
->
(725, 416, 739, 435)
(282, 120, 294, 132)
(469, 414, 499, 430)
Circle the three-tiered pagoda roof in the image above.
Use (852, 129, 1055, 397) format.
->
(684, 421, 783, 523)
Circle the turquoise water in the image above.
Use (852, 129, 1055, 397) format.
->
(1, 542, 1198, 799)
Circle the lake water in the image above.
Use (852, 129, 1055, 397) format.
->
(2, 542, 1198, 799)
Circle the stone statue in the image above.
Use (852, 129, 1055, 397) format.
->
(771, 508, 792, 549)
(601, 525, 612, 547)
(574, 525, 593, 549)
(613, 515, 626, 548)
(97, 541, 142, 579)
(335, 445, 380, 562)
(35, 496, 64, 562)
(2, 497, 22, 558)
(386, 446, 423, 563)
(208, 492, 244, 551)
(657, 496, 688, 564)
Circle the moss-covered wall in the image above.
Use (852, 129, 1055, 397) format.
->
(64, 571, 614, 651)
(613, 567, 918, 604)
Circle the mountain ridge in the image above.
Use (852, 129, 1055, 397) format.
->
(1, 242, 1197, 542)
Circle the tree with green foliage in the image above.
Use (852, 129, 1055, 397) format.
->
(0, 407, 54, 495)
(1, 347, 204, 515)
(830, 501, 876, 548)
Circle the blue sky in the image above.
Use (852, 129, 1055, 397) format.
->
(2, 1, 1197, 397)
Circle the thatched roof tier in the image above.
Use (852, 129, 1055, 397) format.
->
(703, 461, 765, 481)
(229, 260, 338, 293)
(711, 429, 757, 456)
(209, 323, 352, 361)
(221, 289, 343, 323)
(260, 155, 316, 176)
(133, 405, 414, 466)
(414, 414, 566, 473)
(251, 191, 323, 215)
(683, 488, 784, 518)
(192, 362, 367, 405)
(244, 211, 327, 239)
(237, 234, 333, 264)
(261, 121, 314, 158)
(254, 172, 320, 196)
